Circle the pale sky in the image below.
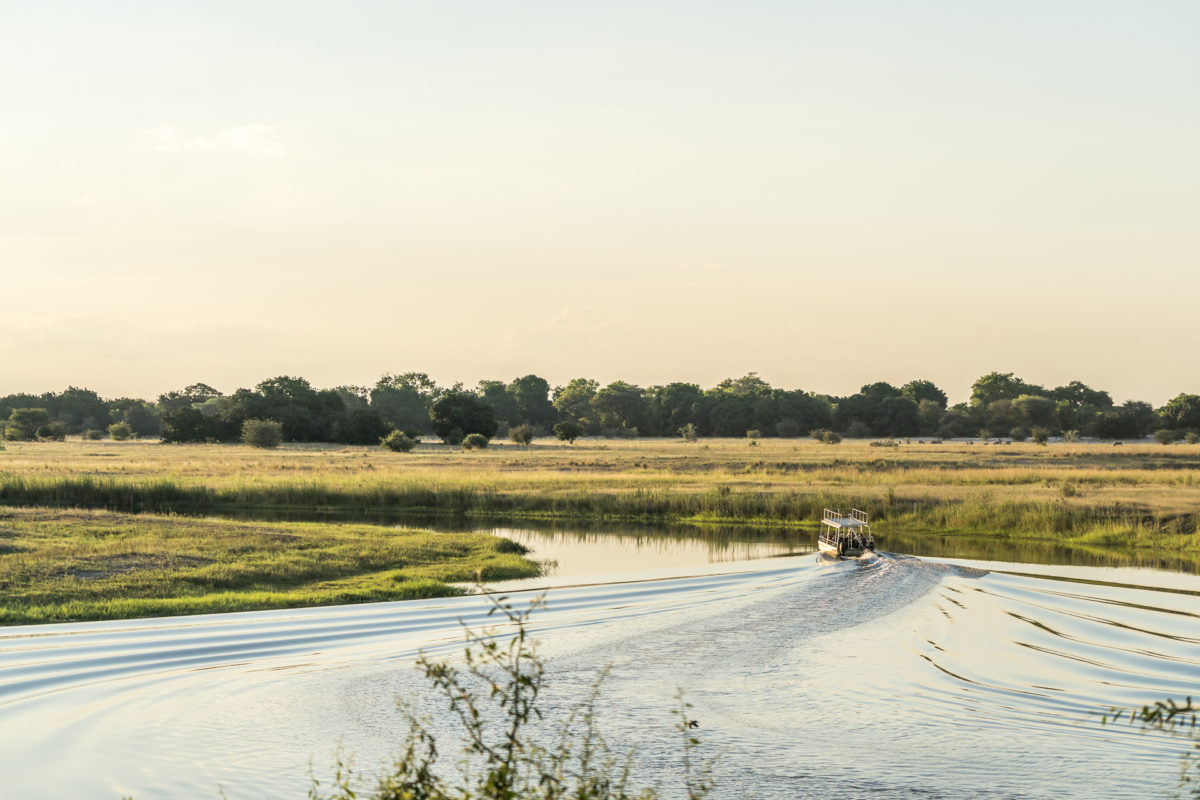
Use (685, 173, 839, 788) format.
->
(3, 1, 1197, 404)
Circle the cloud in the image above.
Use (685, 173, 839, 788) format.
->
(141, 124, 285, 157)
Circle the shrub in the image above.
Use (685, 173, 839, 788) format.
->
(5, 408, 50, 441)
(678, 423, 698, 443)
(84, 429, 105, 440)
(1155, 429, 1179, 445)
(1009, 426, 1028, 442)
(1188, 432, 1200, 445)
(462, 432, 489, 450)
(509, 424, 534, 446)
(977, 428, 992, 442)
(553, 421, 582, 443)
(241, 418, 283, 448)
(36, 421, 68, 441)
(380, 430, 417, 452)
(810, 429, 841, 444)
(1031, 426, 1051, 445)
(745, 429, 763, 440)
(1063, 429, 1079, 442)
(107, 422, 134, 441)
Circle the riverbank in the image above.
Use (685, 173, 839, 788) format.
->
(0, 507, 539, 624)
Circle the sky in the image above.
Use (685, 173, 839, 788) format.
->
(3, 1, 1198, 405)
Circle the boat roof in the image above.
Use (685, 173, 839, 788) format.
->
(822, 516, 869, 529)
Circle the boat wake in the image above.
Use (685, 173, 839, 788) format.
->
(0, 552, 1195, 799)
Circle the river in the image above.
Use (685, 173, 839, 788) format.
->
(0, 526, 1196, 799)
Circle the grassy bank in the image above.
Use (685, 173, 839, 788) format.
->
(0, 438, 1197, 571)
(0, 507, 540, 624)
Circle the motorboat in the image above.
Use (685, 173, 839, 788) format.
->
(818, 508, 875, 557)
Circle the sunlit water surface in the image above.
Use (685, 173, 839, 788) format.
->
(1, 528, 1197, 799)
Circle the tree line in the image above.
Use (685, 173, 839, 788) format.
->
(3, 371, 1200, 445)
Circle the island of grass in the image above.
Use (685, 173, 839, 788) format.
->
(0, 507, 540, 624)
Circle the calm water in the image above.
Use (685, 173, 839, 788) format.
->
(0, 527, 1197, 799)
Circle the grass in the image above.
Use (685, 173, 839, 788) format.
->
(0, 507, 540, 624)
(0, 437, 1197, 624)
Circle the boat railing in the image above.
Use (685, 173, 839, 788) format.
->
(850, 508, 869, 524)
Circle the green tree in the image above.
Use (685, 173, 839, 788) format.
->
(372, 372, 442, 434)
(157, 382, 223, 413)
(553, 378, 599, 432)
(477, 380, 519, 427)
(901, 379, 948, 409)
(1160, 394, 1200, 432)
(592, 381, 647, 435)
(1012, 394, 1057, 429)
(431, 391, 498, 444)
(380, 430, 417, 452)
(509, 374, 556, 428)
(553, 421, 581, 443)
(5, 408, 50, 441)
(970, 372, 1043, 407)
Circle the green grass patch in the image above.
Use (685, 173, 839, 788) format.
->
(0, 507, 540, 624)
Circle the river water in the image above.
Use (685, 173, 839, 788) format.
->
(0, 527, 1196, 799)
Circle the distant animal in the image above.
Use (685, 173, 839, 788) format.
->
(1113, 441, 1123, 447)
(687, 720, 700, 729)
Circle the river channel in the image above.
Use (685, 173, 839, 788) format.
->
(0, 523, 1196, 799)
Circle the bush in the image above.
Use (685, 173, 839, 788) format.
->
(509, 424, 534, 446)
(5, 408, 50, 441)
(107, 422, 134, 441)
(307, 595, 712, 800)
(746, 429, 763, 440)
(678, 423, 698, 443)
(241, 418, 283, 448)
(1063, 429, 1079, 442)
(553, 421, 582, 443)
(1188, 432, 1200, 445)
(1031, 426, 1051, 445)
(380, 430, 417, 452)
(1155, 429, 1180, 445)
(1009, 426, 1029, 442)
(811, 429, 841, 444)
(462, 432, 489, 450)
(84, 429, 105, 440)
(36, 421, 68, 441)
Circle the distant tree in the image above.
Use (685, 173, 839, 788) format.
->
(331, 385, 371, 411)
(371, 372, 442, 434)
(84, 429, 105, 440)
(508, 375, 556, 428)
(1031, 426, 1051, 445)
(775, 418, 801, 437)
(1160, 394, 1200, 432)
(160, 407, 217, 443)
(477, 380, 519, 428)
(917, 399, 945, 435)
(380, 430, 417, 452)
(1012, 394, 1057, 429)
(157, 383, 223, 413)
(553, 421, 581, 443)
(254, 376, 338, 442)
(1050, 380, 1113, 411)
(430, 391, 497, 445)
(242, 418, 283, 448)
(553, 378, 600, 432)
(875, 396, 920, 436)
(1155, 429, 1180, 445)
(592, 381, 647, 435)
(334, 408, 392, 445)
(645, 383, 704, 437)
(678, 422, 699, 442)
(107, 421, 133, 441)
(1009, 426, 1029, 442)
(846, 421, 871, 439)
(901, 379, 948, 409)
(5, 408, 50, 441)
(49, 387, 109, 434)
(970, 372, 1043, 407)
(509, 424, 534, 446)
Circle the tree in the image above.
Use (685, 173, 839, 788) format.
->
(1051, 380, 1113, 411)
(553, 421, 581, 443)
(242, 418, 283, 448)
(970, 372, 1043, 407)
(476, 380, 518, 427)
(901, 379, 948, 409)
(5, 408, 50, 441)
(160, 407, 220, 443)
(1160, 394, 1200, 433)
(430, 391, 498, 444)
(553, 378, 599, 431)
(592, 381, 647, 434)
(371, 372, 442, 434)
(334, 408, 392, 445)
(508, 374, 556, 428)
(254, 376, 338, 442)
(1012, 394, 1057, 429)
(645, 383, 704, 437)
(157, 383, 222, 413)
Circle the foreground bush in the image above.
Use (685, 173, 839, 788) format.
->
(462, 432, 490, 450)
(107, 421, 133, 441)
(311, 595, 711, 800)
(381, 430, 417, 452)
(241, 418, 283, 448)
